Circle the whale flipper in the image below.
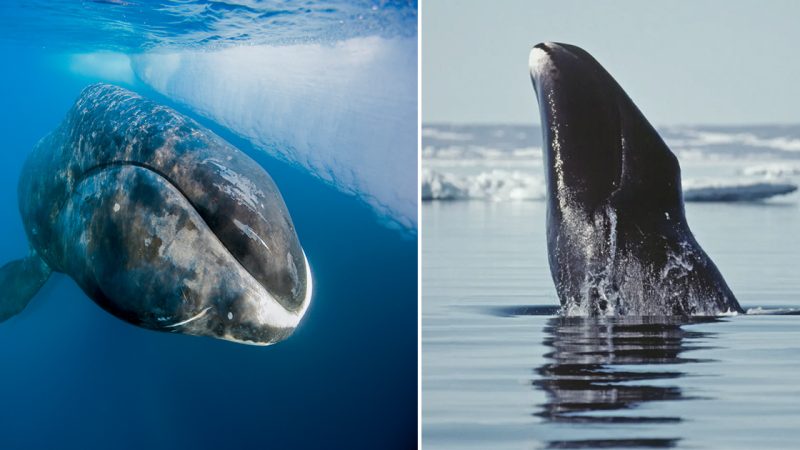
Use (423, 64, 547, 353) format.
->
(0, 252, 51, 322)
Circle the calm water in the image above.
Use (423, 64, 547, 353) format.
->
(422, 199, 800, 449)
(0, 2, 417, 449)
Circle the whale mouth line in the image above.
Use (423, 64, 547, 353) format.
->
(74, 159, 306, 308)
(77, 160, 190, 208)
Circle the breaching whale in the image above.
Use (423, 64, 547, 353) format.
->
(0, 83, 312, 344)
(529, 42, 742, 316)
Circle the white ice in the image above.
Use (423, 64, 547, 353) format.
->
(130, 37, 418, 231)
(422, 169, 798, 203)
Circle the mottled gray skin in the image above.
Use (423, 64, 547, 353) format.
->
(14, 83, 311, 344)
(529, 43, 741, 316)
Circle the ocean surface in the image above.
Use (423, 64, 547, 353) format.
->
(0, 2, 417, 449)
(422, 123, 800, 448)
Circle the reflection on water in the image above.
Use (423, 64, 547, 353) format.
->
(534, 317, 720, 449)
(423, 200, 800, 449)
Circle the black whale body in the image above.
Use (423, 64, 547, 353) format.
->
(0, 83, 312, 344)
(529, 42, 741, 316)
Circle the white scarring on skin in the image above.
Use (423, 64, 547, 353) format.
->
(165, 306, 212, 328)
(206, 159, 266, 214)
(233, 218, 270, 252)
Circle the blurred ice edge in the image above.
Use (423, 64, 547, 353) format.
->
(422, 123, 800, 204)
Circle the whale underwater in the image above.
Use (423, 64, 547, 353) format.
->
(0, 83, 312, 345)
(529, 42, 742, 316)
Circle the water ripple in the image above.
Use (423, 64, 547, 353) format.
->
(0, 0, 417, 50)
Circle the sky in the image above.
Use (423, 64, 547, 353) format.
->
(422, 0, 800, 125)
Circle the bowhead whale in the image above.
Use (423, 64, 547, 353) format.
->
(529, 42, 741, 316)
(0, 83, 312, 344)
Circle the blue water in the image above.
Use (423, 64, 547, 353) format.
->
(423, 200, 800, 449)
(0, 0, 418, 50)
(0, 3, 417, 449)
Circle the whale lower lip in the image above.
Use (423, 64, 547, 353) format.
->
(221, 250, 313, 346)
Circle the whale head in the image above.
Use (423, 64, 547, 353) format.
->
(21, 84, 313, 345)
(64, 160, 314, 346)
(528, 43, 741, 316)
(529, 42, 682, 217)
